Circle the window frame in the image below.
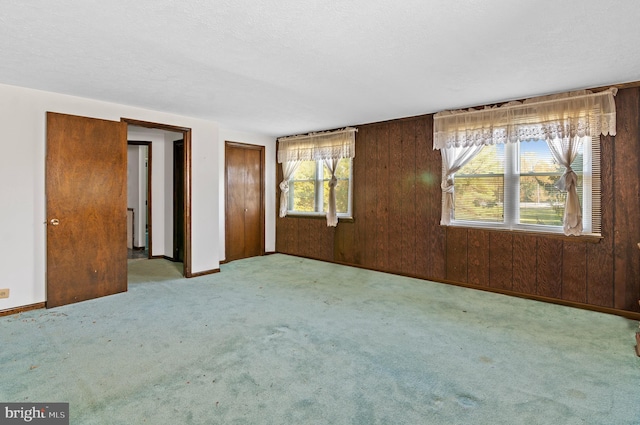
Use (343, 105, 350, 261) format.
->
(287, 158, 353, 220)
(448, 136, 599, 236)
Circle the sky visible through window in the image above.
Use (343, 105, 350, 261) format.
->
(454, 140, 578, 226)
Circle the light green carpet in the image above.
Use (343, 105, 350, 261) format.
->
(1, 254, 638, 424)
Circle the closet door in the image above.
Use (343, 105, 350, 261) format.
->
(225, 142, 265, 262)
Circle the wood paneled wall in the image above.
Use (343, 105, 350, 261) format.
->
(276, 87, 640, 316)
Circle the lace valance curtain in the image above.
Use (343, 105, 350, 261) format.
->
(277, 127, 357, 163)
(433, 88, 617, 236)
(277, 127, 357, 227)
(433, 88, 617, 150)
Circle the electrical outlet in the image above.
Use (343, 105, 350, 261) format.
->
(0, 289, 9, 299)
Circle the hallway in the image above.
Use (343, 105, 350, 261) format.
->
(127, 248, 148, 260)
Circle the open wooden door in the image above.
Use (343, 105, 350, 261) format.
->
(46, 112, 127, 308)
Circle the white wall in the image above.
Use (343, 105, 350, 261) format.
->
(164, 132, 178, 257)
(126, 144, 147, 248)
(218, 129, 277, 260)
(127, 145, 140, 245)
(137, 145, 147, 248)
(0, 83, 223, 311)
(127, 127, 183, 257)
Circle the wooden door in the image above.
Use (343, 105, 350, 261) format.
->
(173, 139, 185, 262)
(46, 112, 127, 308)
(225, 142, 265, 261)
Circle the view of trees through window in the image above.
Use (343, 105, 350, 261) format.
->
(290, 159, 351, 214)
(454, 144, 505, 223)
(454, 140, 583, 226)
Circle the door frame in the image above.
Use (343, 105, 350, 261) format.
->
(224, 141, 265, 262)
(173, 139, 185, 263)
(127, 140, 152, 258)
(122, 118, 193, 277)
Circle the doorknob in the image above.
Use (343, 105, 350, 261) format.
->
(50, 219, 60, 226)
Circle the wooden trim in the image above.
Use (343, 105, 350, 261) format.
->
(589, 80, 640, 92)
(283, 214, 354, 223)
(0, 302, 46, 317)
(172, 139, 186, 273)
(432, 277, 640, 321)
(127, 207, 135, 250)
(283, 214, 327, 220)
(277, 252, 640, 321)
(183, 131, 193, 277)
(190, 268, 220, 277)
(226, 141, 265, 149)
(221, 252, 276, 264)
(121, 118, 191, 132)
(440, 225, 603, 244)
(122, 118, 192, 276)
(147, 143, 152, 259)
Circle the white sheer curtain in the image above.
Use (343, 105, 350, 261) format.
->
(433, 88, 617, 149)
(277, 127, 356, 226)
(547, 137, 583, 235)
(440, 145, 485, 225)
(277, 128, 356, 162)
(433, 88, 617, 235)
(279, 160, 302, 218)
(323, 158, 340, 227)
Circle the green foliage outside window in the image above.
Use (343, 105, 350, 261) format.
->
(291, 161, 317, 212)
(322, 160, 350, 213)
(290, 159, 352, 215)
(454, 141, 583, 226)
(292, 181, 315, 212)
(454, 145, 505, 222)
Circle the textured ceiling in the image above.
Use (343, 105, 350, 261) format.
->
(1, 0, 640, 137)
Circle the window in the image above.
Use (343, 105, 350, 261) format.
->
(434, 88, 616, 236)
(288, 159, 353, 218)
(277, 127, 356, 227)
(453, 143, 505, 223)
(451, 137, 599, 234)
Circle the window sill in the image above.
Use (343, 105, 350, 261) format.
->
(442, 225, 603, 244)
(283, 213, 354, 223)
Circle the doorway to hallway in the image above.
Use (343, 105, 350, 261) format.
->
(124, 119, 193, 277)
